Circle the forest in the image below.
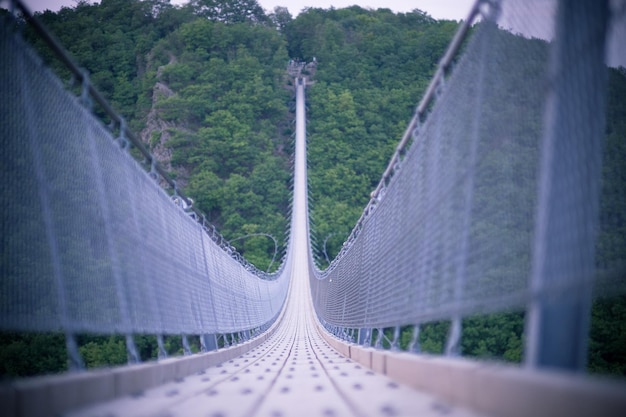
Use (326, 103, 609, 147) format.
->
(1, 0, 625, 378)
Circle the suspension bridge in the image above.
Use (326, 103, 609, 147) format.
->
(2, 0, 626, 416)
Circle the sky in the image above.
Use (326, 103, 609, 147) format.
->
(12, 0, 626, 67)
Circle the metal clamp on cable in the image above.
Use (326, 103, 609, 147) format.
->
(116, 118, 130, 150)
(79, 68, 92, 110)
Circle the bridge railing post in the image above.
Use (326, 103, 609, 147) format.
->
(181, 334, 192, 356)
(373, 328, 383, 349)
(200, 334, 218, 352)
(65, 332, 85, 371)
(125, 334, 140, 364)
(390, 326, 401, 351)
(357, 328, 369, 345)
(157, 334, 167, 359)
(525, 0, 609, 372)
(408, 324, 421, 353)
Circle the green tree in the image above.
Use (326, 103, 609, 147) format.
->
(269, 6, 292, 33)
(0, 333, 67, 377)
(79, 337, 127, 369)
(189, 0, 268, 24)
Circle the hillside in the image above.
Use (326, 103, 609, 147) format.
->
(17, 0, 460, 269)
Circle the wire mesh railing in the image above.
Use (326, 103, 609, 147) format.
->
(0, 0, 291, 369)
(310, 0, 626, 372)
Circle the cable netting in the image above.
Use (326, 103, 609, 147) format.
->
(0, 22, 290, 335)
(311, 0, 626, 329)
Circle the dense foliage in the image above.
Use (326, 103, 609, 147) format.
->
(292, 7, 458, 261)
(1, 0, 624, 379)
(151, 17, 292, 268)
